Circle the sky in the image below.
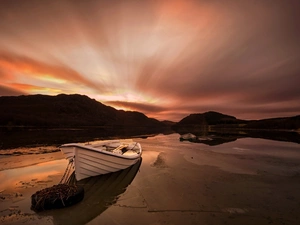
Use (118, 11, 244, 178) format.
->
(1, 0, 300, 122)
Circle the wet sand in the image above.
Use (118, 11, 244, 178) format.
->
(1, 134, 300, 225)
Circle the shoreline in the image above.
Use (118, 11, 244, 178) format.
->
(1, 135, 300, 224)
(0, 154, 67, 225)
(0, 151, 64, 171)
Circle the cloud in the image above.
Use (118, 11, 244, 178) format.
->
(105, 100, 167, 113)
(1, 0, 300, 121)
(0, 84, 25, 96)
(0, 52, 107, 93)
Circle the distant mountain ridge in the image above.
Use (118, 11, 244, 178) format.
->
(173, 111, 300, 132)
(175, 111, 243, 125)
(1, 94, 299, 132)
(0, 94, 166, 131)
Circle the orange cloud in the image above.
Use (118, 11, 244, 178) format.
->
(8, 83, 63, 95)
(105, 100, 166, 113)
(0, 53, 105, 92)
(0, 84, 25, 96)
(1, 0, 300, 121)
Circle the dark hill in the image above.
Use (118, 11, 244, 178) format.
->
(172, 111, 300, 133)
(0, 94, 166, 130)
(244, 115, 300, 130)
(161, 120, 176, 126)
(173, 111, 245, 128)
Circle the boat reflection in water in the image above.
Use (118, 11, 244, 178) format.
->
(179, 133, 237, 146)
(42, 158, 142, 225)
(179, 130, 300, 146)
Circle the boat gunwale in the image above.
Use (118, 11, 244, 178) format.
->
(59, 143, 142, 160)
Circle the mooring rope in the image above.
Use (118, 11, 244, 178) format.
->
(59, 157, 74, 184)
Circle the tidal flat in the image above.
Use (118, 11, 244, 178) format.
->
(0, 133, 300, 225)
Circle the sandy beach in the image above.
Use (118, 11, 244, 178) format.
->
(1, 134, 300, 225)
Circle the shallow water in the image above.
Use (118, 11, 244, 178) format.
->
(0, 159, 67, 191)
(1, 133, 300, 225)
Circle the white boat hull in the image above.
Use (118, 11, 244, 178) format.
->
(59, 139, 142, 181)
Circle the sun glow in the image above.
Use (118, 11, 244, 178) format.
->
(1, 0, 300, 120)
(38, 74, 66, 84)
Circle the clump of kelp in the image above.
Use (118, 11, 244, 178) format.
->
(31, 183, 84, 211)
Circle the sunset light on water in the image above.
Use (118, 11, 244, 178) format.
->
(1, 2, 300, 223)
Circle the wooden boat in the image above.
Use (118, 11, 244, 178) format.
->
(44, 159, 142, 225)
(59, 139, 142, 181)
(179, 133, 197, 142)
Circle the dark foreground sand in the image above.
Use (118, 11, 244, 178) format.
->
(1, 134, 300, 225)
